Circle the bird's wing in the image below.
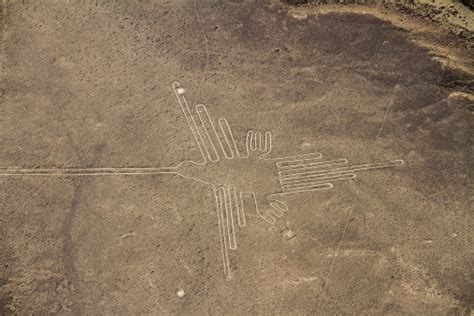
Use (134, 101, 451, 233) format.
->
(277, 157, 404, 195)
(173, 82, 240, 163)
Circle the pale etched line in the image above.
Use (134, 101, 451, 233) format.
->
(195, 110, 219, 163)
(218, 118, 238, 159)
(240, 133, 250, 158)
(173, 82, 209, 163)
(173, 85, 242, 280)
(280, 168, 354, 183)
(280, 183, 334, 194)
(280, 160, 403, 181)
(262, 131, 272, 155)
(283, 182, 336, 192)
(230, 186, 246, 227)
(3, 121, 115, 227)
(237, 192, 247, 227)
(214, 187, 231, 281)
(278, 159, 349, 173)
(274, 153, 323, 161)
(195, 104, 220, 162)
(248, 130, 257, 151)
(315, 207, 353, 311)
(250, 192, 276, 225)
(279, 161, 350, 178)
(213, 187, 227, 277)
(280, 169, 356, 181)
(165, 160, 228, 188)
(281, 174, 356, 190)
(171, 83, 404, 266)
(271, 152, 323, 164)
(280, 173, 356, 187)
(278, 157, 340, 170)
(281, 175, 356, 191)
(0, 167, 179, 177)
(280, 160, 402, 181)
(251, 130, 258, 152)
(261, 132, 267, 152)
(225, 186, 237, 250)
(248, 131, 254, 152)
(0, 167, 162, 172)
(255, 131, 263, 151)
(0, 167, 176, 173)
(376, 105, 390, 139)
(268, 208, 282, 218)
(241, 131, 252, 158)
(254, 131, 260, 152)
(252, 130, 274, 158)
(279, 165, 354, 182)
(0, 172, 177, 177)
(269, 199, 288, 213)
(227, 186, 240, 244)
(195, 104, 241, 161)
(269, 202, 283, 217)
(220, 186, 237, 251)
(2, 81, 407, 281)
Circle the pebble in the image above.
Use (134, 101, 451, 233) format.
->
(284, 229, 296, 240)
(301, 142, 315, 151)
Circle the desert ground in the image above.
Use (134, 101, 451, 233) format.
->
(0, 0, 472, 314)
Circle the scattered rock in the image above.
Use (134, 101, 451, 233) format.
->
(120, 232, 137, 239)
(284, 229, 296, 240)
(177, 288, 185, 298)
(301, 142, 315, 151)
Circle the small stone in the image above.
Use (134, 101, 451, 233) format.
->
(120, 232, 136, 239)
(284, 229, 296, 240)
(177, 288, 185, 298)
(301, 142, 315, 151)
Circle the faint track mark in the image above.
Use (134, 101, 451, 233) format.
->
(62, 142, 105, 314)
(0, 0, 9, 112)
(193, 0, 211, 98)
(314, 207, 353, 313)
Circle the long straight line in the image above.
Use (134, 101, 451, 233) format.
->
(0, 167, 178, 176)
(280, 160, 403, 181)
(315, 208, 353, 312)
(281, 174, 356, 189)
(278, 159, 347, 171)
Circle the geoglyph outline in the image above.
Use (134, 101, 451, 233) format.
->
(0, 82, 404, 281)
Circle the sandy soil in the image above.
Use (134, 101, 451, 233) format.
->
(285, 0, 474, 35)
(0, 0, 472, 314)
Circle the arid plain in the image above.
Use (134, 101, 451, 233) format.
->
(0, 0, 472, 314)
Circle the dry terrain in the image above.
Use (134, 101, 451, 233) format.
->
(0, 0, 472, 314)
